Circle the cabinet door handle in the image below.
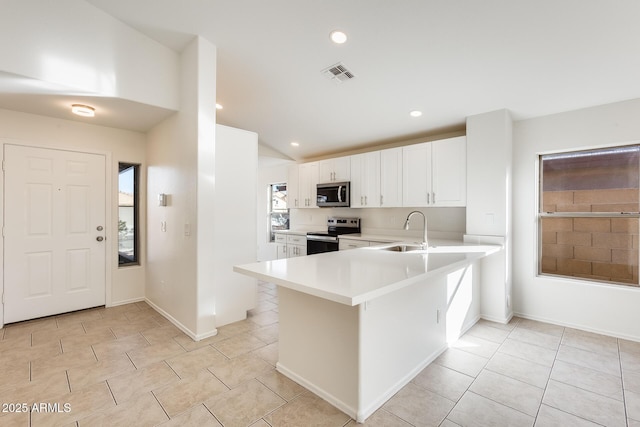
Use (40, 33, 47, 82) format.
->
(427, 193, 430, 204)
(364, 195, 367, 206)
(360, 196, 363, 205)
(380, 195, 383, 206)
(432, 192, 436, 204)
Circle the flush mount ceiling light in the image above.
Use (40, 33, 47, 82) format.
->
(409, 110, 423, 118)
(216, 103, 223, 110)
(330, 30, 348, 44)
(71, 104, 95, 117)
(291, 142, 300, 147)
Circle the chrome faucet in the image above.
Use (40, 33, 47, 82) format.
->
(404, 210, 428, 248)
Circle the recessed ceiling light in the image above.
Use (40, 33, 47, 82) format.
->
(291, 142, 300, 147)
(330, 30, 347, 44)
(71, 104, 95, 117)
(216, 103, 223, 110)
(409, 110, 423, 118)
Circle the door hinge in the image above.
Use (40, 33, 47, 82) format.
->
(1, 160, 4, 171)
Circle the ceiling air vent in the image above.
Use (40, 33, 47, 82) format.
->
(321, 62, 356, 83)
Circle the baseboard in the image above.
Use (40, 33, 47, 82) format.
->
(108, 297, 145, 307)
(480, 312, 513, 325)
(277, 343, 448, 423)
(144, 298, 218, 342)
(513, 311, 640, 343)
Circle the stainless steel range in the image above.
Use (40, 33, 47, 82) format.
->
(306, 217, 361, 255)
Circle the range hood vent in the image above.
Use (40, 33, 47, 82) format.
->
(321, 62, 356, 83)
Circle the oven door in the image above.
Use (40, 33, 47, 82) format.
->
(306, 235, 339, 254)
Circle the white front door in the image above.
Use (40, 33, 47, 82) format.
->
(3, 145, 106, 323)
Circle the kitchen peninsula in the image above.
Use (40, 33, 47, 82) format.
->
(234, 240, 500, 422)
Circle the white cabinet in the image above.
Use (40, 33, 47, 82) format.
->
(380, 147, 403, 207)
(275, 232, 307, 258)
(298, 162, 319, 208)
(318, 156, 350, 183)
(286, 234, 307, 257)
(351, 152, 380, 208)
(402, 136, 466, 207)
(339, 238, 370, 250)
(287, 164, 300, 208)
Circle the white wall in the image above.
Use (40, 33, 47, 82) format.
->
(0, 0, 178, 109)
(512, 98, 640, 340)
(0, 109, 148, 316)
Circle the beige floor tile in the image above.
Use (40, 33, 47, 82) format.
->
(469, 369, 543, 416)
(110, 317, 162, 339)
(434, 347, 488, 378)
(213, 333, 267, 359)
(620, 339, 640, 356)
(451, 334, 500, 359)
(173, 330, 231, 352)
(256, 371, 307, 401)
(411, 363, 474, 402)
(31, 381, 115, 426)
(0, 340, 62, 366)
(542, 379, 626, 427)
(534, 404, 601, 427)
(0, 370, 70, 412)
(209, 353, 275, 389)
(249, 299, 278, 315)
(265, 391, 351, 427)
(91, 333, 150, 360)
(253, 342, 279, 366)
(508, 327, 562, 350)
(561, 328, 619, 356)
(2, 316, 58, 340)
(464, 322, 511, 344)
(67, 353, 136, 392)
(30, 347, 97, 381)
(141, 324, 185, 345)
(166, 345, 227, 379)
(217, 319, 262, 336)
(108, 361, 179, 404)
(383, 382, 454, 426)
(345, 409, 412, 426)
(498, 338, 557, 367)
(515, 319, 565, 337)
(77, 391, 168, 427)
(624, 369, 640, 394)
(622, 351, 640, 374)
(447, 391, 534, 427)
(484, 352, 551, 389)
(0, 411, 29, 427)
(251, 324, 279, 344)
(31, 323, 85, 347)
(551, 359, 623, 401)
(250, 419, 271, 427)
(60, 328, 116, 353)
(0, 331, 34, 354)
(205, 378, 286, 426)
(93, 305, 132, 321)
(127, 339, 186, 368)
(55, 308, 103, 328)
(627, 389, 640, 422)
(249, 310, 279, 327)
(556, 344, 621, 376)
(157, 404, 222, 427)
(628, 418, 640, 427)
(0, 358, 30, 393)
(478, 317, 520, 332)
(81, 316, 131, 335)
(154, 369, 229, 417)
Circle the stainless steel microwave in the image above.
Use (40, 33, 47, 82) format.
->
(316, 182, 350, 207)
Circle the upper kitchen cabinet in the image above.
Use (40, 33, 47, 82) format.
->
(287, 164, 301, 208)
(380, 147, 403, 207)
(351, 151, 381, 208)
(402, 136, 466, 207)
(318, 156, 350, 183)
(298, 162, 319, 208)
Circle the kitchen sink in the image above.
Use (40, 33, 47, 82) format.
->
(376, 244, 425, 252)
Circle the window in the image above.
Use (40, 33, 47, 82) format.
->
(539, 146, 639, 286)
(269, 183, 289, 241)
(118, 163, 140, 266)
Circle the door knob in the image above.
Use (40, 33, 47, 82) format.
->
(96, 225, 104, 231)
(96, 236, 104, 242)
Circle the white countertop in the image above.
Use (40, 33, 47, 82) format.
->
(234, 240, 501, 306)
(273, 227, 325, 236)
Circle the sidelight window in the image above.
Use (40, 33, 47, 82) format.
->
(539, 145, 640, 286)
(118, 163, 140, 266)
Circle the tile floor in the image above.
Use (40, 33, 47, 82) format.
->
(1, 281, 639, 426)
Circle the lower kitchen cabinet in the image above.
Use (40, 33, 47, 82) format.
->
(275, 232, 308, 259)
